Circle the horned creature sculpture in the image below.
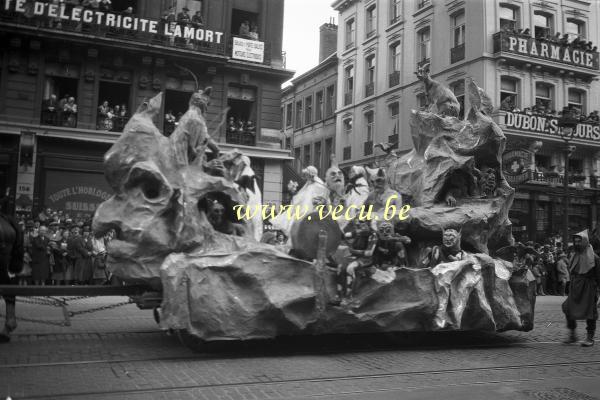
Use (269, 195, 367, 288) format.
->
(415, 63, 461, 117)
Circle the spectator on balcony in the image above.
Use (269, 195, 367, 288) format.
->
(99, 0, 112, 12)
(523, 107, 532, 116)
(239, 20, 251, 38)
(192, 10, 204, 26)
(237, 119, 246, 134)
(227, 116, 236, 134)
(177, 7, 191, 23)
(248, 24, 259, 40)
(98, 100, 113, 130)
(500, 96, 514, 112)
(63, 97, 78, 127)
(165, 110, 176, 125)
(42, 94, 58, 125)
(119, 104, 128, 118)
(246, 120, 256, 136)
(589, 111, 599, 123)
(123, 6, 133, 15)
(560, 34, 570, 46)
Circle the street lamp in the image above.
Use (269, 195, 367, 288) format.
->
(557, 107, 578, 249)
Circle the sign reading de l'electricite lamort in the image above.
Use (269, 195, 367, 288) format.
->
(505, 112, 600, 142)
(3, 0, 224, 44)
(495, 32, 600, 70)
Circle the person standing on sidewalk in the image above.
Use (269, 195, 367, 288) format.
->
(562, 230, 600, 347)
(556, 251, 569, 296)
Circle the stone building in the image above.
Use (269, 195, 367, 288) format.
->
(0, 0, 292, 218)
(332, 0, 600, 242)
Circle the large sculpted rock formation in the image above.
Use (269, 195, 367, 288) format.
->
(94, 79, 535, 345)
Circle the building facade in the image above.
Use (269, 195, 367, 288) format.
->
(0, 0, 292, 219)
(332, 0, 600, 242)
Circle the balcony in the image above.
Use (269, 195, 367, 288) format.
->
(0, 6, 226, 57)
(388, 71, 400, 87)
(450, 43, 465, 63)
(364, 141, 373, 156)
(365, 82, 374, 98)
(528, 171, 594, 190)
(344, 92, 353, 106)
(492, 31, 600, 76)
(226, 130, 256, 147)
(40, 110, 77, 129)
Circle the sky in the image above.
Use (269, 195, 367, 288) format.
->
(282, 0, 338, 86)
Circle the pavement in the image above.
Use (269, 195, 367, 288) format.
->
(1, 295, 600, 400)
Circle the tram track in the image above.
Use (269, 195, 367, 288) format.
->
(12, 358, 600, 400)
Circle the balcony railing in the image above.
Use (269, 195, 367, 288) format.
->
(528, 171, 595, 189)
(344, 92, 353, 106)
(365, 82, 374, 97)
(364, 141, 373, 156)
(492, 31, 600, 71)
(0, 7, 226, 57)
(40, 110, 77, 128)
(226, 130, 256, 146)
(389, 71, 400, 87)
(450, 43, 465, 63)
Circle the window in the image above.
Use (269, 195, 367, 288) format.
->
(453, 11, 465, 47)
(451, 80, 465, 119)
(499, 4, 518, 31)
(325, 138, 333, 169)
(500, 77, 519, 111)
(365, 55, 376, 97)
(534, 11, 553, 39)
(389, 41, 401, 87)
(314, 141, 322, 173)
(417, 93, 428, 109)
(305, 95, 313, 125)
(325, 85, 335, 117)
(364, 111, 374, 156)
(391, 0, 402, 24)
(294, 147, 301, 171)
(535, 82, 553, 110)
(345, 18, 356, 49)
(303, 144, 311, 168)
(164, 89, 193, 137)
(315, 90, 324, 121)
(41, 76, 79, 128)
(285, 103, 292, 127)
(366, 4, 377, 37)
(568, 88, 586, 114)
(343, 118, 353, 135)
(231, 8, 259, 39)
(418, 27, 431, 62)
(566, 19, 586, 40)
(389, 102, 399, 148)
(295, 100, 303, 128)
(344, 65, 354, 105)
(343, 146, 352, 161)
(226, 84, 257, 146)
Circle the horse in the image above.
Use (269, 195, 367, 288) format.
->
(0, 211, 24, 342)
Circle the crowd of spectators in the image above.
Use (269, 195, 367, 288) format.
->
(41, 93, 78, 128)
(517, 238, 570, 296)
(161, 6, 205, 48)
(97, 100, 129, 132)
(500, 98, 600, 125)
(13, 207, 114, 286)
(227, 117, 256, 137)
(501, 26, 597, 52)
(237, 20, 259, 40)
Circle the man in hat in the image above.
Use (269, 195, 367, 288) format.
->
(177, 7, 191, 23)
(556, 251, 569, 296)
(562, 230, 600, 346)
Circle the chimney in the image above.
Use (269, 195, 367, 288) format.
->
(319, 18, 338, 63)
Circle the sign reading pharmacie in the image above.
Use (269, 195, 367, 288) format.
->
(232, 37, 265, 63)
(495, 32, 600, 70)
(505, 111, 600, 143)
(3, 0, 224, 45)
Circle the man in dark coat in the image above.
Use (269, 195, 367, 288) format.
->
(0, 211, 24, 342)
(562, 230, 600, 346)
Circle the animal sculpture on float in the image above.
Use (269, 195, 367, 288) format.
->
(93, 68, 535, 345)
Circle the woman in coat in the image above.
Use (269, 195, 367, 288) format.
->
(31, 226, 51, 285)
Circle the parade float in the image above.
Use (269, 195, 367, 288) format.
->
(92, 64, 536, 348)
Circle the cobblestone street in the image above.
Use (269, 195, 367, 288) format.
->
(0, 296, 599, 399)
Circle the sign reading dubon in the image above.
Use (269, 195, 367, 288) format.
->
(502, 149, 532, 186)
(3, 0, 224, 44)
(495, 32, 600, 70)
(232, 37, 265, 63)
(504, 111, 600, 142)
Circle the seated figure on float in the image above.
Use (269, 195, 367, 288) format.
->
(422, 228, 469, 269)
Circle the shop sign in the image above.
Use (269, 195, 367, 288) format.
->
(3, 0, 224, 45)
(496, 32, 599, 70)
(502, 149, 532, 186)
(44, 170, 112, 218)
(232, 37, 265, 63)
(505, 112, 600, 142)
